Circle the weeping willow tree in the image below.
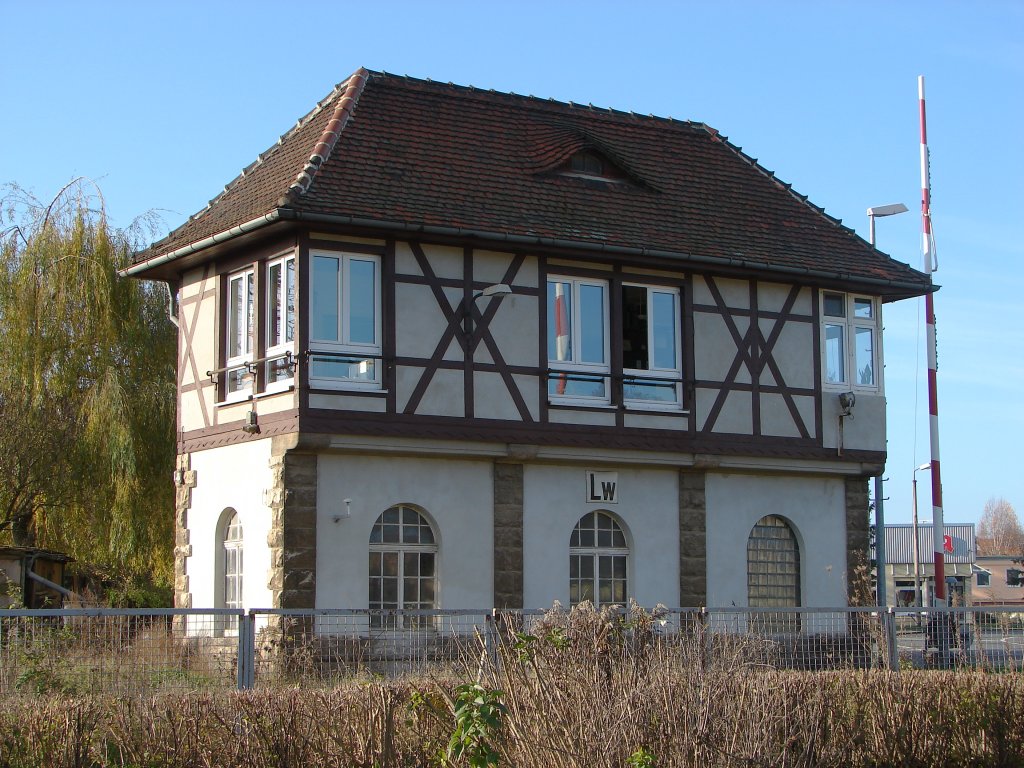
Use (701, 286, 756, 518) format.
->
(0, 180, 176, 599)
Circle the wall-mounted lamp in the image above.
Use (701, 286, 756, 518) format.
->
(838, 391, 856, 417)
(463, 283, 513, 340)
(242, 410, 260, 434)
(333, 498, 353, 524)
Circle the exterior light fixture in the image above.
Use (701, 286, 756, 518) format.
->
(838, 391, 856, 416)
(242, 410, 260, 434)
(866, 203, 909, 246)
(464, 283, 513, 339)
(912, 462, 933, 607)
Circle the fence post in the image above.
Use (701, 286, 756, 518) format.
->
(487, 609, 499, 669)
(237, 611, 255, 690)
(698, 607, 709, 672)
(884, 607, 898, 671)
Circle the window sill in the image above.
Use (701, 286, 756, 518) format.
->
(822, 383, 883, 394)
(624, 403, 688, 415)
(216, 392, 252, 407)
(548, 399, 615, 409)
(256, 383, 295, 399)
(308, 386, 388, 397)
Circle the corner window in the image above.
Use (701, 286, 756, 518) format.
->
(822, 292, 880, 389)
(225, 268, 255, 400)
(976, 571, 991, 587)
(547, 278, 610, 403)
(569, 511, 628, 608)
(368, 505, 437, 628)
(622, 285, 681, 407)
(264, 254, 295, 390)
(309, 251, 382, 389)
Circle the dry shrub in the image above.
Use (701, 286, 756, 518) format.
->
(0, 605, 1021, 767)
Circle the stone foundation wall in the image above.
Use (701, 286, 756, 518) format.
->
(267, 444, 318, 609)
(679, 470, 707, 607)
(173, 453, 196, 610)
(493, 462, 523, 609)
(845, 476, 871, 604)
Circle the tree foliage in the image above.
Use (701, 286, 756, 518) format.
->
(976, 497, 1024, 557)
(0, 180, 176, 594)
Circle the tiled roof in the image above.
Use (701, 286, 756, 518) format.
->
(133, 68, 931, 295)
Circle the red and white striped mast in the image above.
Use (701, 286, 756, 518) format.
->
(919, 75, 945, 605)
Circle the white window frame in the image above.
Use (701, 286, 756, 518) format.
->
(821, 292, 882, 392)
(569, 511, 629, 609)
(221, 510, 243, 635)
(622, 283, 683, 410)
(368, 505, 438, 629)
(224, 267, 255, 403)
(264, 253, 296, 394)
(308, 250, 382, 391)
(547, 276, 611, 406)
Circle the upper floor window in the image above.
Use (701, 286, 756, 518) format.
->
(548, 278, 610, 403)
(548, 277, 683, 408)
(309, 251, 382, 389)
(225, 268, 254, 400)
(265, 254, 295, 390)
(822, 292, 879, 389)
(570, 511, 628, 608)
(622, 285, 681, 407)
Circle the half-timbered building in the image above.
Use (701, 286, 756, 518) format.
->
(127, 68, 932, 615)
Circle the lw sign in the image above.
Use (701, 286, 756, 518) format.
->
(586, 471, 618, 504)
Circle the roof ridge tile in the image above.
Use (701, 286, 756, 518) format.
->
(172, 69, 368, 230)
(284, 67, 369, 203)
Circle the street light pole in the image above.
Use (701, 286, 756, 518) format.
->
(912, 462, 931, 607)
(867, 202, 908, 606)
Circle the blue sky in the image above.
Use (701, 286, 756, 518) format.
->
(2, 1, 1021, 529)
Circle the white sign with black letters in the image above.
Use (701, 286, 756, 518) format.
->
(586, 471, 618, 503)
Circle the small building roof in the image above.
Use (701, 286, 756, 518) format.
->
(130, 68, 932, 299)
(883, 524, 976, 565)
(0, 546, 73, 563)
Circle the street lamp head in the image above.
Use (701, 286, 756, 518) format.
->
(916, 462, 932, 472)
(476, 283, 512, 300)
(867, 203, 909, 218)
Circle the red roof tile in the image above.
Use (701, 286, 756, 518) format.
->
(132, 69, 930, 296)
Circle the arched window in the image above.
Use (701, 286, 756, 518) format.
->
(570, 511, 628, 608)
(221, 509, 243, 633)
(369, 505, 437, 628)
(747, 515, 801, 608)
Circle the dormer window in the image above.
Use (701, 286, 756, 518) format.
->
(561, 150, 623, 183)
(570, 151, 604, 176)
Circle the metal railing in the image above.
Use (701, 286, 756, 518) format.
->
(1, 605, 1022, 695)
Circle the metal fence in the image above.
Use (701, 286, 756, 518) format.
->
(1, 605, 1022, 695)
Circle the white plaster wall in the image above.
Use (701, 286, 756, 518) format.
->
(179, 265, 218, 433)
(316, 455, 494, 609)
(705, 472, 848, 608)
(523, 464, 679, 609)
(821, 392, 886, 452)
(187, 439, 275, 612)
